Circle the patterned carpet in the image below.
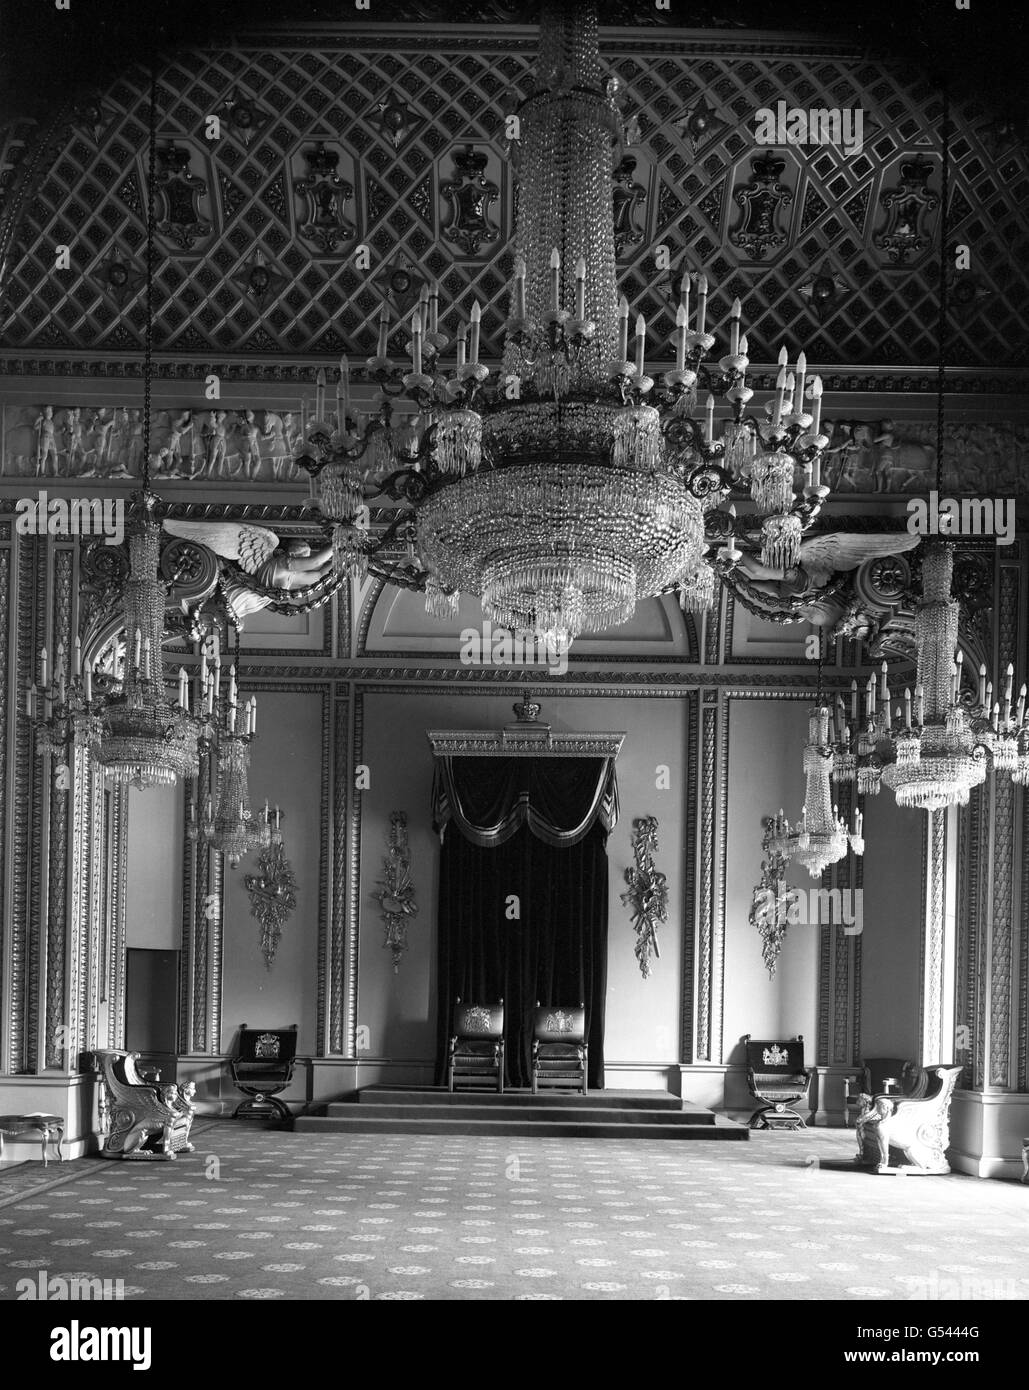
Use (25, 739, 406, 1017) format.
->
(0, 1121, 1026, 1301)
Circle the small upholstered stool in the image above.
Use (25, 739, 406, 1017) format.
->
(0, 1114, 65, 1166)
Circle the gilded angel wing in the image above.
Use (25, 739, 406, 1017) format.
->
(162, 519, 280, 575)
(799, 532, 920, 588)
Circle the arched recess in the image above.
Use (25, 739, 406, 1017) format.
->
(357, 577, 699, 663)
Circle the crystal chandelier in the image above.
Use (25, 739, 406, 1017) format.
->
(187, 647, 269, 869)
(768, 705, 864, 879)
(832, 545, 1028, 810)
(294, 1, 834, 648)
(26, 635, 101, 761)
(93, 497, 202, 788)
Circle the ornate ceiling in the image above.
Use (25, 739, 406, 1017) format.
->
(1, 19, 1027, 370)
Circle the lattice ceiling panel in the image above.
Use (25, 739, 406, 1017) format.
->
(1, 29, 1027, 367)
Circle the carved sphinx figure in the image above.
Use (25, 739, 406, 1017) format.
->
(93, 1050, 196, 1160)
(854, 1065, 963, 1174)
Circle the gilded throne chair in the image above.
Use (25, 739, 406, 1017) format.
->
(854, 1064, 963, 1174)
(230, 1023, 298, 1122)
(447, 999, 505, 1092)
(532, 1002, 588, 1095)
(93, 1049, 196, 1160)
(743, 1034, 811, 1130)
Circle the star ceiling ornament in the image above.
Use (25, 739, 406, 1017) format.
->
(231, 249, 287, 308)
(373, 248, 427, 321)
(798, 261, 850, 323)
(216, 90, 271, 147)
(73, 94, 111, 144)
(672, 94, 728, 154)
(96, 246, 144, 308)
(369, 93, 421, 149)
(946, 268, 991, 318)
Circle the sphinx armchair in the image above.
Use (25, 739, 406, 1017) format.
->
(448, 998, 505, 1092)
(93, 1049, 196, 1160)
(743, 1034, 811, 1130)
(532, 1002, 587, 1095)
(854, 1064, 962, 1173)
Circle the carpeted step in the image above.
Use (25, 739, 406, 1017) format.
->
(294, 1113, 748, 1140)
(324, 1100, 715, 1125)
(353, 1086, 684, 1110)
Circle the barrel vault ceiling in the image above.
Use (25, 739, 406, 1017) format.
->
(0, 16, 1027, 371)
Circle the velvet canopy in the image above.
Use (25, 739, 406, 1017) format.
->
(431, 755, 619, 848)
(432, 752, 618, 1089)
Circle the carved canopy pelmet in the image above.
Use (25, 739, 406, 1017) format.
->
(432, 755, 619, 848)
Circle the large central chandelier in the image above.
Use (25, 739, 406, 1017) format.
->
(296, 1, 833, 648)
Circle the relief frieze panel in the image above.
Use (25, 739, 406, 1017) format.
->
(4, 405, 1029, 498)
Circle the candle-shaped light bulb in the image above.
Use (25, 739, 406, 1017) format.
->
(675, 303, 687, 370)
(634, 313, 646, 375)
(772, 366, 787, 429)
(704, 392, 715, 444)
(456, 323, 467, 369)
(574, 254, 586, 319)
(339, 355, 350, 431)
(40, 646, 48, 690)
(978, 662, 987, 710)
(810, 375, 823, 438)
(228, 664, 237, 708)
(850, 678, 859, 723)
(410, 307, 423, 374)
(795, 350, 807, 408)
(1016, 683, 1027, 727)
(73, 635, 81, 678)
(904, 687, 912, 729)
(729, 296, 741, 354)
(429, 280, 440, 334)
(512, 258, 526, 319)
(777, 345, 789, 368)
(469, 301, 481, 365)
(250, 696, 257, 735)
(133, 628, 142, 672)
(83, 661, 92, 705)
(377, 303, 390, 358)
(178, 666, 188, 709)
(678, 269, 691, 326)
(696, 272, 708, 333)
(617, 295, 630, 361)
(549, 247, 561, 311)
(738, 332, 749, 357)
(315, 366, 326, 421)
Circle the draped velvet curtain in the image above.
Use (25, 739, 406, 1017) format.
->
(433, 757, 615, 1089)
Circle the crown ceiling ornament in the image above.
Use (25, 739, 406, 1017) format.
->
(289, 0, 844, 650)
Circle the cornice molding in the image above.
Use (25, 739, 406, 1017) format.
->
(426, 727, 626, 758)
